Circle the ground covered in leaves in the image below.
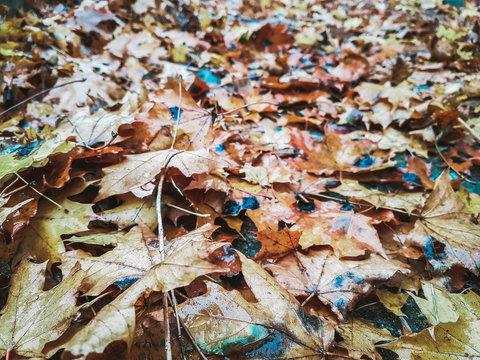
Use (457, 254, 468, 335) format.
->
(0, 0, 480, 359)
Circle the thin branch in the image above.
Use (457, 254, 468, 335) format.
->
(166, 203, 211, 217)
(0, 78, 86, 117)
(178, 317, 209, 360)
(168, 291, 187, 360)
(15, 172, 65, 211)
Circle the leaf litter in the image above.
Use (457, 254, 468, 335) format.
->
(0, 0, 479, 359)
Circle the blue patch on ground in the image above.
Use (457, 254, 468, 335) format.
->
(354, 154, 374, 168)
(445, 0, 464, 7)
(223, 200, 241, 215)
(245, 330, 284, 359)
(309, 129, 324, 141)
(413, 85, 429, 93)
(0, 140, 43, 158)
(242, 196, 260, 210)
(114, 276, 139, 290)
(341, 203, 353, 211)
(197, 68, 221, 85)
(403, 172, 421, 186)
(169, 106, 183, 120)
(333, 271, 365, 288)
(346, 109, 364, 124)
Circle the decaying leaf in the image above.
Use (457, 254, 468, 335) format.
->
(0, 260, 85, 358)
(406, 172, 480, 273)
(57, 224, 230, 357)
(179, 252, 330, 358)
(383, 290, 480, 359)
(59, 224, 162, 295)
(264, 248, 409, 320)
(14, 180, 96, 262)
(96, 149, 228, 200)
(336, 318, 394, 359)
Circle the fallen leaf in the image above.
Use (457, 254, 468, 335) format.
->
(96, 149, 228, 200)
(264, 248, 409, 320)
(0, 260, 85, 358)
(336, 318, 394, 359)
(57, 224, 230, 357)
(178, 252, 329, 358)
(382, 291, 480, 359)
(59, 224, 162, 295)
(406, 172, 480, 273)
(14, 180, 96, 262)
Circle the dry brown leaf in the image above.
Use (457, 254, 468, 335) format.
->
(59, 224, 161, 295)
(336, 318, 394, 359)
(406, 172, 480, 273)
(0, 260, 85, 359)
(264, 248, 409, 320)
(56, 224, 230, 357)
(96, 149, 228, 200)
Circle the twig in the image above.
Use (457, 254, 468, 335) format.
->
(130, 200, 146, 223)
(155, 151, 183, 360)
(14, 172, 65, 211)
(167, 291, 187, 360)
(166, 203, 211, 217)
(178, 317, 209, 360)
(457, 117, 480, 143)
(0, 78, 86, 117)
(0, 177, 20, 197)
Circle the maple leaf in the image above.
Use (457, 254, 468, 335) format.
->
(59, 224, 162, 296)
(336, 318, 394, 359)
(55, 91, 138, 146)
(0, 260, 85, 358)
(55, 224, 230, 357)
(179, 252, 329, 358)
(99, 193, 157, 229)
(291, 200, 388, 258)
(382, 290, 480, 359)
(96, 149, 229, 200)
(264, 248, 409, 320)
(405, 172, 480, 273)
(333, 180, 425, 215)
(297, 128, 394, 175)
(0, 139, 74, 185)
(14, 180, 97, 262)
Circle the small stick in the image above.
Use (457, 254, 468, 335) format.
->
(166, 203, 210, 217)
(178, 317, 209, 360)
(130, 200, 146, 223)
(167, 291, 187, 360)
(15, 172, 65, 211)
(0, 78, 86, 117)
(155, 151, 182, 360)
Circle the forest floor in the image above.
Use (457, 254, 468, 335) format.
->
(0, 0, 479, 359)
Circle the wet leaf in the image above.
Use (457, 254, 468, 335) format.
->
(0, 260, 84, 358)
